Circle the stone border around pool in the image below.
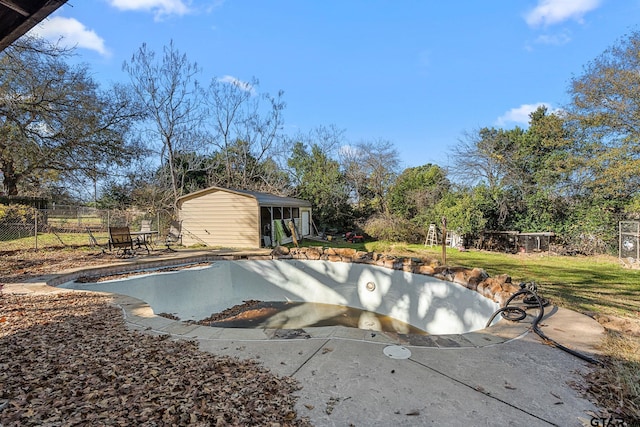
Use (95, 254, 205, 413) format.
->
(42, 247, 533, 348)
(275, 246, 522, 306)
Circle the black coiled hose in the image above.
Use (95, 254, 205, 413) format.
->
(486, 287, 604, 367)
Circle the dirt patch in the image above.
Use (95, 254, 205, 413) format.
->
(197, 300, 264, 324)
(592, 313, 640, 338)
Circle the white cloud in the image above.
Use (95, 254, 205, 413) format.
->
(534, 30, 572, 46)
(218, 75, 256, 95)
(205, 0, 226, 14)
(525, 0, 602, 27)
(31, 16, 110, 57)
(496, 103, 554, 127)
(108, 0, 190, 20)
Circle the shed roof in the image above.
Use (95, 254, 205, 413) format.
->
(177, 186, 311, 208)
(0, 0, 67, 52)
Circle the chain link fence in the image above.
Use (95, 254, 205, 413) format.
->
(0, 206, 176, 251)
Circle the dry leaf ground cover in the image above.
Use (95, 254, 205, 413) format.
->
(0, 292, 311, 426)
(0, 248, 311, 426)
(0, 247, 120, 283)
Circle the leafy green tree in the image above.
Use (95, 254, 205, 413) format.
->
(0, 203, 37, 225)
(558, 198, 618, 255)
(174, 151, 210, 193)
(432, 186, 488, 237)
(511, 191, 567, 233)
(522, 107, 574, 191)
(388, 164, 449, 220)
(447, 29, 640, 252)
(96, 178, 135, 209)
(564, 29, 640, 207)
(206, 139, 289, 192)
(362, 164, 451, 243)
(624, 194, 640, 219)
(451, 107, 574, 233)
(288, 142, 351, 230)
(0, 37, 144, 198)
(507, 107, 574, 232)
(362, 213, 423, 243)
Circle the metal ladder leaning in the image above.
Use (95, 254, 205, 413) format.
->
(424, 223, 437, 246)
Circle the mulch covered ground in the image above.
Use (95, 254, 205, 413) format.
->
(0, 290, 311, 426)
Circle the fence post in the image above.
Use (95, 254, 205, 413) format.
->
(441, 216, 447, 266)
(34, 210, 38, 251)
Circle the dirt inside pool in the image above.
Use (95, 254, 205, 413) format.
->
(191, 300, 429, 335)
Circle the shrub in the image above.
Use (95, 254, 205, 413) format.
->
(0, 203, 37, 224)
(362, 213, 424, 243)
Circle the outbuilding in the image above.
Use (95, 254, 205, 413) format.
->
(177, 186, 313, 248)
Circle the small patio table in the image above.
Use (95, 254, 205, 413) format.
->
(130, 230, 158, 248)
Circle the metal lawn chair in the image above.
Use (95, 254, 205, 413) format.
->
(164, 220, 182, 251)
(108, 226, 136, 257)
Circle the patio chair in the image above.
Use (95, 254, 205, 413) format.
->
(108, 226, 136, 257)
(164, 220, 182, 252)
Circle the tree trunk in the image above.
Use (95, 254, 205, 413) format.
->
(0, 160, 20, 195)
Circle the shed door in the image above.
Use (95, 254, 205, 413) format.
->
(301, 210, 310, 236)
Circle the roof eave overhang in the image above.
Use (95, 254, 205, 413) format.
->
(0, 0, 68, 52)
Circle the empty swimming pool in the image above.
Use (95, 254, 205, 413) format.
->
(60, 259, 502, 335)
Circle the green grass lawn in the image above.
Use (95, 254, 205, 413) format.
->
(1, 232, 110, 251)
(452, 248, 639, 320)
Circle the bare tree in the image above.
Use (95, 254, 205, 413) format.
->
(206, 76, 288, 192)
(448, 127, 513, 190)
(340, 139, 400, 214)
(123, 41, 205, 212)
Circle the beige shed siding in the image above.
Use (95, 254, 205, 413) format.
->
(179, 190, 259, 248)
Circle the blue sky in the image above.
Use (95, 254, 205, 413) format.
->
(30, 0, 640, 169)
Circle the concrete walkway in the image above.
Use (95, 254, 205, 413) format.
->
(6, 250, 606, 427)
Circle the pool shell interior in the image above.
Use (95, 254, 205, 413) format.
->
(55, 247, 525, 339)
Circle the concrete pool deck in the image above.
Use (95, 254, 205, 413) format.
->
(6, 249, 606, 426)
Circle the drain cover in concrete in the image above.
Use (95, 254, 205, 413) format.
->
(383, 345, 411, 359)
